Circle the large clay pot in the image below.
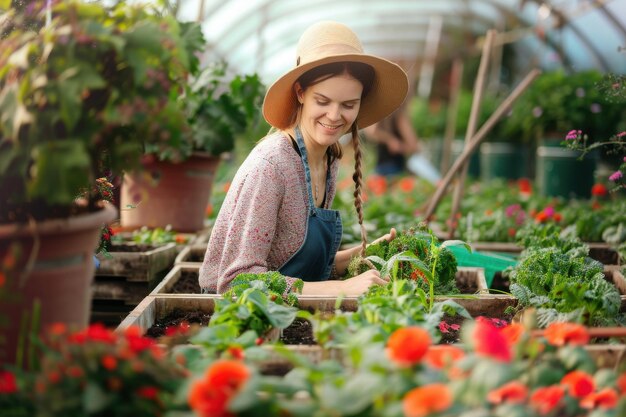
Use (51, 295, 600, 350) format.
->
(0, 202, 117, 366)
(120, 153, 220, 233)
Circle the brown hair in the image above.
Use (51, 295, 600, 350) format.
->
(290, 61, 374, 257)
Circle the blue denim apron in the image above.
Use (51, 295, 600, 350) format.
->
(278, 127, 343, 281)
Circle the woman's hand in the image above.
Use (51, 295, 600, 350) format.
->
(339, 269, 388, 296)
(370, 227, 397, 246)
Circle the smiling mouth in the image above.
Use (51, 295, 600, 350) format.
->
(319, 122, 342, 130)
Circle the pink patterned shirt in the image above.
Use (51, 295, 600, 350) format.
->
(199, 132, 339, 293)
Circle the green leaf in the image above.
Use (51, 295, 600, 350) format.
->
(83, 382, 111, 413)
(27, 141, 90, 205)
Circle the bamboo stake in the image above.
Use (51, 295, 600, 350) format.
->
(422, 68, 542, 221)
(441, 58, 464, 174)
(447, 30, 496, 239)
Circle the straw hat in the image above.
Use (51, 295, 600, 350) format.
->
(262, 21, 409, 130)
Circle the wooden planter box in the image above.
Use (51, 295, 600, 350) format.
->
(152, 265, 489, 295)
(470, 241, 620, 266)
(174, 243, 208, 266)
(97, 242, 177, 282)
(117, 294, 625, 374)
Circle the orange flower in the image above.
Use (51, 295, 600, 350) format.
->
(500, 323, 525, 346)
(174, 234, 188, 244)
(397, 176, 415, 193)
(487, 381, 528, 404)
(617, 372, 626, 394)
(101, 354, 118, 371)
(472, 318, 511, 362)
(387, 327, 431, 366)
(205, 204, 213, 217)
(189, 360, 250, 417)
(543, 322, 589, 346)
(580, 388, 619, 410)
(366, 174, 387, 196)
(222, 181, 231, 193)
(402, 383, 452, 417)
(424, 345, 465, 369)
(48, 322, 67, 336)
(561, 370, 595, 398)
(530, 385, 565, 415)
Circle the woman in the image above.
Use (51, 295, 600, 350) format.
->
(199, 21, 409, 296)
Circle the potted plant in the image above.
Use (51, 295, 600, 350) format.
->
(507, 70, 622, 198)
(120, 54, 266, 232)
(0, 0, 194, 365)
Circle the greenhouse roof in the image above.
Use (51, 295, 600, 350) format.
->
(169, 0, 626, 87)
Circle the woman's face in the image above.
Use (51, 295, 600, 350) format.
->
(296, 73, 363, 149)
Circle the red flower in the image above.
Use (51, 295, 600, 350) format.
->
(561, 370, 595, 398)
(561, 371, 596, 398)
(402, 383, 452, 417)
(136, 386, 160, 401)
(101, 354, 118, 371)
(543, 322, 590, 346)
(124, 326, 157, 353)
(0, 370, 18, 394)
(424, 345, 465, 369)
(472, 318, 512, 362)
(580, 388, 619, 410)
(591, 183, 608, 197)
(188, 360, 250, 417)
(530, 385, 565, 415)
(487, 381, 528, 404)
(226, 346, 245, 360)
(69, 323, 116, 345)
(387, 327, 431, 366)
(518, 178, 532, 194)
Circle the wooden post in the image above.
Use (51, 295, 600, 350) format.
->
(447, 30, 497, 239)
(441, 58, 464, 174)
(422, 68, 542, 221)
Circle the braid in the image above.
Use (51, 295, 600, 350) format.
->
(351, 123, 368, 257)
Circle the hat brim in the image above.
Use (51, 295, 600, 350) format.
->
(262, 53, 409, 130)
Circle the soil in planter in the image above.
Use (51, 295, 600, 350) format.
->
(145, 309, 211, 338)
(171, 271, 202, 294)
(280, 318, 316, 345)
(145, 311, 316, 345)
(589, 247, 620, 266)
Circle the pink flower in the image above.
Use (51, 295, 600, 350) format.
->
(609, 171, 623, 182)
(565, 130, 581, 140)
(616, 131, 626, 138)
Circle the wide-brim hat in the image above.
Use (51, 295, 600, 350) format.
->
(262, 21, 409, 130)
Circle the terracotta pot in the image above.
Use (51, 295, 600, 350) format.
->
(0, 202, 117, 366)
(120, 153, 220, 233)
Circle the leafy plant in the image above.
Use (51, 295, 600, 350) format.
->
(506, 242, 622, 327)
(348, 225, 465, 304)
(0, 0, 197, 222)
(173, 60, 266, 159)
(207, 279, 299, 345)
(228, 271, 303, 307)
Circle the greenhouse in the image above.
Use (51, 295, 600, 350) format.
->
(1, 0, 626, 415)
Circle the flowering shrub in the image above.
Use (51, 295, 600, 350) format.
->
(0, 323, 188, 416)
(176, 321, 626, 417)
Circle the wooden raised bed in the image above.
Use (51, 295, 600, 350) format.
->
(97, 242, 177, 282)
(470, 241, 620, 266)
(117, 294, 625, 373)
(174, 243, 208, 266)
